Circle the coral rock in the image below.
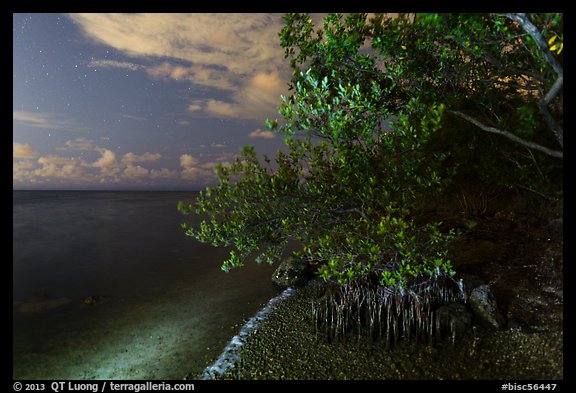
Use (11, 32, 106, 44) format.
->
(272, 256, 309, 288)
(469, 284, 506, 329)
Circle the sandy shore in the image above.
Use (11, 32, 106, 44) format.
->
(196, 279, 563, 380)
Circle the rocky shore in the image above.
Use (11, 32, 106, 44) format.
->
(193, 212, 563, 381)
(197, 279, 562, 380)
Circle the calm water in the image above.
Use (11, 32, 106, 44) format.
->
(13, 191, 279, 380)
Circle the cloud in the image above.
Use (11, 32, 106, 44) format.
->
(68, 13, 290, 121)
(251, 72, 284, 95)
(92, 148, 165, 181)
(178, 153, 220, 183)
(179, 154, 199, 168)
(13, 160, 37, 183)
(180, 166, 214, 182)
(122, 152, 162, 165)
(249, 128, 276, 139)
(13, 140, 219, 188)
(199, 143, 226, 149)
(93, 147, 117, 169)
(239, 71, 286, 118)
(187, 71, 286, 120)
(60, 138, 94, 151)
(35, 155, 84, 178)
(146, 62, 233, 91)
(14, 146, 93, 184)
(13, 111, 55, 128)
(124, 165, 149, 178)
(89, 59, 234, 92)
(68, 13, 285, 74)
(13, 111, 88, 132)
(150, 168, 178, 179)
(189, 99, 244, 119)
(121, 114, 148, 121)
(88, 59, 143, 71)
(186, 103, 203, 113)
(13, 142, 38, 158)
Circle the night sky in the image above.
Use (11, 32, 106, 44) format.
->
(13, 13, 300, 190)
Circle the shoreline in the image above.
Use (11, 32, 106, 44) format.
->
(196, 279, 563, 380)
(199, 287, 296, 379)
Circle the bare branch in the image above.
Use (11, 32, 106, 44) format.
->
(539, 77, 563, 147)
(506, 13, 563, 147)
(447, 110, 563, 159)
(506, 13, 563, 78)
(333, 207, 370, 221)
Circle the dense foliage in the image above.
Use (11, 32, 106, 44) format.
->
(179, 13, 563, 292)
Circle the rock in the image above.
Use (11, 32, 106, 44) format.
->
(272, 256, 309, 288)
(435, 303, 473, 342)
(469, 284, 506, 330)
(83, 295, 106, 305)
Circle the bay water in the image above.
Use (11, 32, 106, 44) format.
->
(13, 191, 280, 380)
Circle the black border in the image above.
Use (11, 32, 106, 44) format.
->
(9, 3, 570, 389)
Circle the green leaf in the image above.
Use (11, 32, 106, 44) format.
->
(180, 12, 560, 295)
